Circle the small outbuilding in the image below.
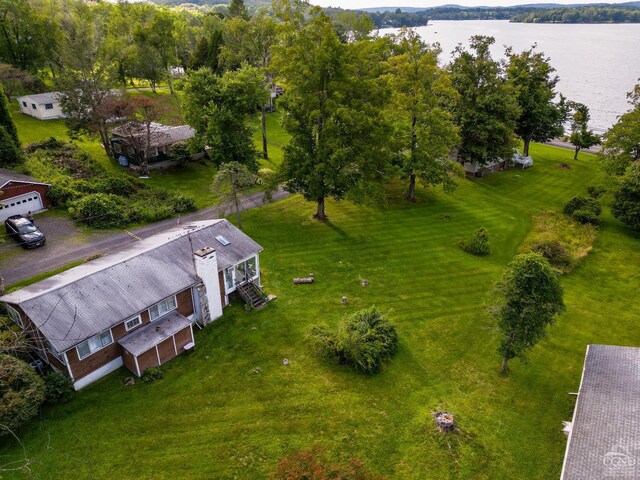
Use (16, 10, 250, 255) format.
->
(0, 169, 51, 221)
(16, 92, 65, 120)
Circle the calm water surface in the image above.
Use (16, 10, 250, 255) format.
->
(382, 20, 640, 131)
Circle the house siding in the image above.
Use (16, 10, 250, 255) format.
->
(121, 348, 138, 376)
(60, 287, 194, 382)
(218, 271, 227, 307)
(137, 348, 159, 374)
(176, 288, 194, 317)
(0, 182, 51, 208)
(158, 337, 176, 364)
(174, 326, 193, 353)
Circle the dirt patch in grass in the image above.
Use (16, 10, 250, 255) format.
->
(519, 211, 598, 272)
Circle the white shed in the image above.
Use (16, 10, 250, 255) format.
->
(16, 92, 65, 120)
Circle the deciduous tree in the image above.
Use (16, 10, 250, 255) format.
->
(274, 12, 392, 220)
(567, 101, 600, 160)
(0, 354, 46, 434)
(449, 36, 520, 166)
(388, 29, 459, 202)
(601, 81, 640, 175)
(506, 45, 565, 157)
(212, 161, 258, 229)
(492, 253, 564, 373)
(612, 162, 640, 230)
(183, 65, 268, 171)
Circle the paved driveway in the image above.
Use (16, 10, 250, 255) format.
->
(0, 188, 289, 285)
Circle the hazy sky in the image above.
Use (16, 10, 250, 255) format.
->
(311, 0, 629, 8)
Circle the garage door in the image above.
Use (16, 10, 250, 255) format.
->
(0, 192, 44, 221)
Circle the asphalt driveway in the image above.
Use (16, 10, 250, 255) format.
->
(0, 188, 289, 285)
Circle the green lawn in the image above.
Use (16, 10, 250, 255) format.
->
(2, 144, 639, 479)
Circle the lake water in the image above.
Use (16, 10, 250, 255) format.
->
(381, 20, 640, 132)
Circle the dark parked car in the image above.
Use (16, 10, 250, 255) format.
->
(5, 215, 46, 249)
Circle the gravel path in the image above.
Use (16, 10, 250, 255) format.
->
(0, 188, 289, 285)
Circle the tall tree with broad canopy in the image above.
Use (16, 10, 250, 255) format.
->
(492, 253, 564, 374)
(601, 82, 640, 175)
(567, 101, 600, 160)
(183, 64, 269, 172)
(221, 9, 279, 160)
(612, 162, 640, 230)
(388, 29, 460, 202)
(273, 11, 392, 221)
(506, 45, 565, 157)
(449, 36, 520, 166)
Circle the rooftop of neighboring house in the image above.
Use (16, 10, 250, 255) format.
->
(17, 92, 61, 105)
(1, 219, 262, 353)
(561, 344, 640, 479)
(111, 122, 195, 149)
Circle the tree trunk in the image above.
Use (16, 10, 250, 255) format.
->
(314, 197, 326, 221)
(232, 179, 242, 229)
(261, 106, 268, 160)
(98, 121, 112, 158)
(523, 138, 531, 157)
(407, 173, 417, 202)
(500, 356, 509, 374)
(574, 146, 580, 160)
(166, 66, 175, 95)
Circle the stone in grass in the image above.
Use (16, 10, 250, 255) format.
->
(361, 279, 369, 287)
(253, 367, 262, 374)
(434, 411, 455, 432)
(283, 358, 289, 366)
(341, 296, 348, 304)
(124, 377, 135, 386)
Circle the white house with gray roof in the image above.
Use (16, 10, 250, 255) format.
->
(16, 92, 65, 120)
(1, 220, 265, 390)
(561, 345, 640, 479)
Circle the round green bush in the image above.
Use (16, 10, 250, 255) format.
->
(48, 182, 82, 207)
(97, 176, 139, 196)
(309, 307, 398, 374)
(563, 196, 601, 224)
(72, 193, 127, 228)
(142, 367, 163, 383)
(172, 194, 197, 214)
(460, 227, 490, 256)
(0, 354, 46, 435)
(43, 370, 75, 404)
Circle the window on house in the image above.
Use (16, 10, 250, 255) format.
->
(225, 267, 234, 290)
(6, 305, 23, 328)
(31, 103, 36, 109)
(22, 101, 27, 107)
(44, 103, 54, 110)
(149, 295, 177, 321)
(76, 330, 113, 360)
(216, 235, 230, 246)
(235, 262, 246, 284)
(124, 315, 142, 331)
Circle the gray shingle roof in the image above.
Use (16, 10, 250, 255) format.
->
(2, 220, 262, 352)
(0, 168, 51, 189)
(562, 345, 640, 479)
(17, 92, 61, 105)
(111, 122, 195, 149)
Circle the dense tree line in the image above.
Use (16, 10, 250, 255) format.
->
(511, 6, 640, 23)
(0, 0, 569, 221)
(346, 5, 640, 29)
